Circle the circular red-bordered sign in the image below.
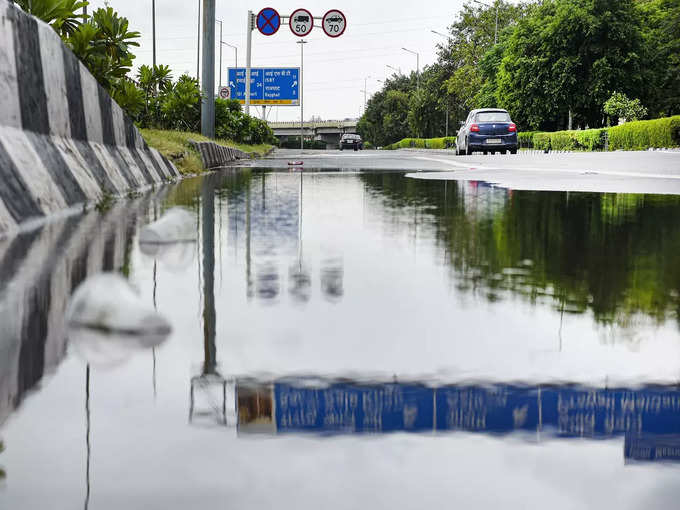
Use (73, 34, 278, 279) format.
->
(256, 7, 281, 36)
(289, 8, 314, 37)
(322, 9, 346, 38)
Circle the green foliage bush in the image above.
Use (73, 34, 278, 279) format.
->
(531, 129, 607, 151)
(517, 131, 536, 148)
(608, 116, 680, 150)
(384, 136, 456, 150)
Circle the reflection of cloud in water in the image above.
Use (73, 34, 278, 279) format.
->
(67, 274, 171, 368)
(139, 241, 196, 272)
(321, 257, 344, 302)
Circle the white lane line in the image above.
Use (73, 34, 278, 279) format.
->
(411, 156, 680, 180)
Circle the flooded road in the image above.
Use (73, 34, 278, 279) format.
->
(1, 168, 680, 509)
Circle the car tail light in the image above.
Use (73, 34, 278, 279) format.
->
(470, 124, 480, 132)
(508, 123, 517, 132)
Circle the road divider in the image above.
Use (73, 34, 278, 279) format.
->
(0, 0, 179, 237)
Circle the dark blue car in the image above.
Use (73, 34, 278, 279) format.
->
(455, 108, 518, 155)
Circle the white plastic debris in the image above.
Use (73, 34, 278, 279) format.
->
(139, 207, 196, 244)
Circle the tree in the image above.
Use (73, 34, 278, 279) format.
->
(603, 92, 648, 124)
(496, 0, 646, 130)
(16, 0, 89, 36)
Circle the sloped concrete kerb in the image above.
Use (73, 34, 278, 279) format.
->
(0, 0, 180, 236)
(189, 140, 250, 170)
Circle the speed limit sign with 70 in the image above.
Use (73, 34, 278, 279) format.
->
(290, 8, 313, 37)
(322, 9, 346, 37)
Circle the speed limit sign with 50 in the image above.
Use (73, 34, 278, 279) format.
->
(286, 8, 346, 37)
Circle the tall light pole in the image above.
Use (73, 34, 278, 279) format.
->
(386, 64, 401, 75)
(222, 42, 237, 69)
(363, 75, 371, 113)
(201, 0, 216, 137)
(401, 47, 419, 89)
(297, 39, 307, 152)
(196, 0, 201, 83)
(432, 30, 450, 137)
(216, 19, 223, 89)
(473, 0, 499, 45)
(152, 0, 156, 69)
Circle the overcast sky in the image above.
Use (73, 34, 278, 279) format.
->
(90, 1, 472, 121)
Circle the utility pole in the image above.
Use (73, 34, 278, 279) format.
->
(216, 19, 223, 89)
(196, 0, 201, 83)
(245, 10, 254, 116)
(222, 42, 237, 68)
(152, 0, 157, 70)
(402, 47, 419, 89)
(473, 0, 499, 45)
(297, 39, 307, 151)
(201, 0, 215, 137)
(363, 75, 371, 113)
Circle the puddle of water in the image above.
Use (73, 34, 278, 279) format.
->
(1, 169, 680, 509)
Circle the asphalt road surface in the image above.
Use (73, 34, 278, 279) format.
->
(252, 149, 680, 194)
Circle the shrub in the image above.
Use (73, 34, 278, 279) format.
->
(533, 132, 551, 151)
(384, 136, 456, 150)
(572, 129, 607, 151)
(517, 131, 536, 148)
(549, 131, 576, 151)
(608, 116, 680, 150)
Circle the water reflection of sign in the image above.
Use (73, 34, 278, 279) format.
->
(237, 380, 680, 463)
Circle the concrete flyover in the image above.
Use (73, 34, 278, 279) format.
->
(268, 119, 358, 148)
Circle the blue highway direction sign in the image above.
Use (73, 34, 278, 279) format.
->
(227, 68, 300, 105)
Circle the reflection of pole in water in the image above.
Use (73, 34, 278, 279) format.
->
(202, 179, 217, 375)
(189, 178, 227, 425)
(246, 176, 252, 299)
(84, 365, 91, 510)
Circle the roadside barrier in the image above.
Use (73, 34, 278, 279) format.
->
(0, 0, 179, 236)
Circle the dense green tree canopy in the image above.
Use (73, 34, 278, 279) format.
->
(358, 0, 680, 145)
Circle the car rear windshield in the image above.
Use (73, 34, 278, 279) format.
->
(475, 111, 511, 122)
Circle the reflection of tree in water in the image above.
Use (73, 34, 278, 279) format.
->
(360, 173, 680, 331)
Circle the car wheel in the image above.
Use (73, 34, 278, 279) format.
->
(510, 148, 517, 155)
(501, 150, 507, 155)
(339, 147, 343, 151)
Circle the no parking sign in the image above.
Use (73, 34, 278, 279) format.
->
(256, 7, 280, 36)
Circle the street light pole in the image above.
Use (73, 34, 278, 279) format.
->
(200, 0, 216, 137)
(432, 30, 451, 137)
(222, 42, 238, 68)
(363, 75, 371, 113)
(245, 10, 253, 116)
(152, 0, 156, 69)
(216, 19, 223, 89)
(196, 0, 201, 83)
(401, 47, 419, 89)
(297, 39, 307, 152)
(473, 0, 498, 44)
(386, 64, 401, 75)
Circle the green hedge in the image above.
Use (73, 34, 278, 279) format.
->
(518, 131, 537, 148)
(384, 136, 457, 150)
(608, 116, 680, 150)
(531, 129, 607, 152)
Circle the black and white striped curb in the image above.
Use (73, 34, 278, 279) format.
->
(189, 140, 250, 169)
(0, 0, 180, 236)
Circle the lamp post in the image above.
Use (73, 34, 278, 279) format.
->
(401, 47, 419, 89)
(297, 39, 307, 152)
(200, 0, 215, 138)
(152, 0, 156, 69)
(216, 19, 223, 89)
(196, 0, 201, 83)
(473, 0, 499, 45)
(386, 64, 401, 75)
(221, 42, 238, 69)
(431, 30, 451, 137)
(363, 75, 371, 113)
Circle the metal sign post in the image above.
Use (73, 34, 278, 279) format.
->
(297, 40, 307, 151)
(244, 7, 346, 123)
